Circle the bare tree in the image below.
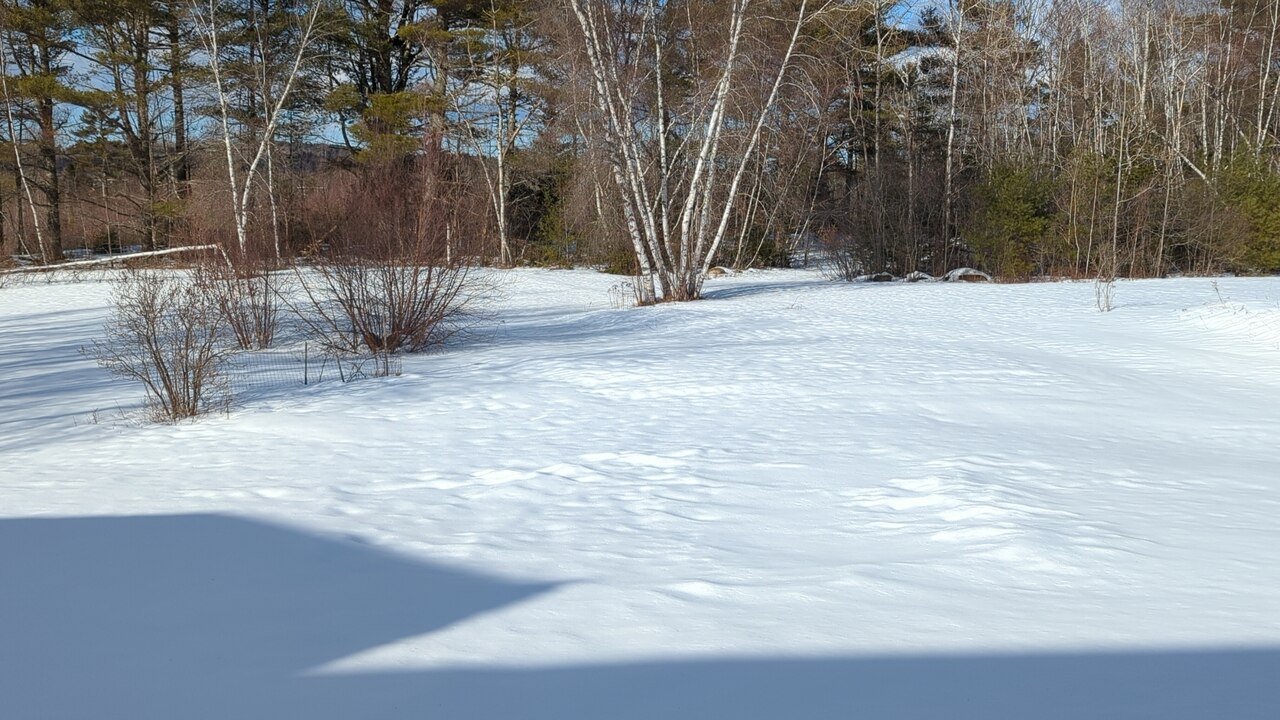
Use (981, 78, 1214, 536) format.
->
(0, 9, 47, 263)
(187, 0, 323, 258)
(940, 0, 969, 268)
(456, 2, 547, 266)
(564, 0, 822, 302)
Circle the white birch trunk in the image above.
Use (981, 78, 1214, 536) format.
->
(565, 0, 815, 302)
(189, 0, 320, 258)
(0, 39, 48, 263)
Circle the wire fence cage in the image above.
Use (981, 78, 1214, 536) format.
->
(225, 344, 402, 400)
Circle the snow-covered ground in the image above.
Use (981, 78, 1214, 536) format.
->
(3, 269, 1279, 718)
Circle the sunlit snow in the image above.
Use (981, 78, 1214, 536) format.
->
(2, 269, 1278, 718)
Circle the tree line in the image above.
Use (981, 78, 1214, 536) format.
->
(3, 0, 1279, 296)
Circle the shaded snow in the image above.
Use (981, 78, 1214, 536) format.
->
(2, 269, 1279, 718)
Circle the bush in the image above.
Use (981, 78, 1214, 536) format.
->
(192, 258, 281, 351)
(88, 270, 234, 421)
(288, 158, 482, 357)
(966, 163, 1056, 279)
(1220, 154, 1280, 272)
(293, 256, 474, 355)
(524, 200, 579, 268)
(821, 226, 864, 282)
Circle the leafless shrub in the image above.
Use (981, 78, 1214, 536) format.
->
(288, 156, 484, 357)
(821, 227, 865, 282)
(193, 257, 282, 351)
(0, 258, 23, 289)
(1095, 274, 1116, 313)
(293, 259, 474, 355)
(87, 270, 234, 421)
(1094, 243, 1119, 312)
(607, 280, 638, 309)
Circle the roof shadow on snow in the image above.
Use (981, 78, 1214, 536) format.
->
(0, 513, 558, 719)
(305, 646, 1280, 720)
(2, 513, 1276, 720)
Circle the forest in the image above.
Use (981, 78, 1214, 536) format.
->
(2, 0, 1280, 296)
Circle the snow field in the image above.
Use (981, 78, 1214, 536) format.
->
(2, 269, 1279, 718)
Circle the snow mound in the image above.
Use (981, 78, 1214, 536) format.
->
(1184, 301, 1280, 353)
(944, 267, 994, 282)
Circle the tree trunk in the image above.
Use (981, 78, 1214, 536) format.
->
(169, 5, 190, 197)
(942, 1, 965, 272)
(37, 46, 61, 258)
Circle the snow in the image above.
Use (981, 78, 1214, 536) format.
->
(3, 269, 1280, 718)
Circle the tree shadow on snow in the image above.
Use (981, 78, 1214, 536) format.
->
(699, 278, 851, 301)
(469, 305, 676, 356)
(2, 513, 1276, 720)
(0, 309, 123, 451)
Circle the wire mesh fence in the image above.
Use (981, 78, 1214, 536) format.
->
(225, 344, 402, 400)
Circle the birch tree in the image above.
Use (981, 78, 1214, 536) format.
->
(0, 17, 46, 262)
(0, 0, 73, 260)
(564, 0, 822, 303)
(940, 0, 969, 268)
(188, 0, 322, 258)
(456, 1, 546, 265)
